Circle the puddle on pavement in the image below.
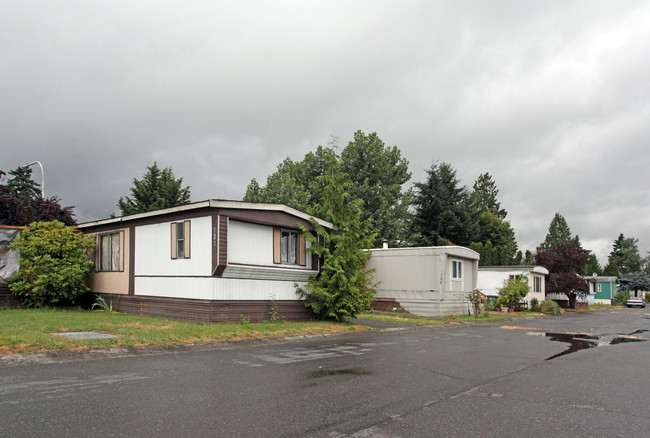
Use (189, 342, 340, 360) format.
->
(308, 368, 373, 379)
(544, 333, 599, 360)
(610, 337, 646, 345)
(526, 332, 647, 360)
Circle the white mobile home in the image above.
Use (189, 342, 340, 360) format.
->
(477, 266, 549, 306)
(77, 200, 333, 322)
(367, 246, 480, 316)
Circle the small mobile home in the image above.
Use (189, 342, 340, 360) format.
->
(77, 200, 333, 322)
(366, 246, 480, 316)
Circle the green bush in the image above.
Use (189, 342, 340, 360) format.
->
(645, 292, 650, 303)
(484, 298, 498, 311)
(9, 221, 95, 307)
(540, 299, 563, 315)
(530, 297, 541, 312)
(615, 290, 630, 306)
(498, 274, 529, 307)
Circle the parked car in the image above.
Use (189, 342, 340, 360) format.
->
(626, 296, 646, 308)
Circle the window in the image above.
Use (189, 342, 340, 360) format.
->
(171, 221, 191, 259)
(452, 260, 463, 279)
(597, 284, 602, 293)
(534, 276, 542, 293)
(97, 232, 122, 272)
(273, 228, 306, 266)
(281, 230, 298, 264)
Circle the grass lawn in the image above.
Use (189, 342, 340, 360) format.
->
(0, 308, 369, 355)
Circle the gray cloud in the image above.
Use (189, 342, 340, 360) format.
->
(2, 0, 649, 265)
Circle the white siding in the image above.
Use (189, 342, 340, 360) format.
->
(135, 216, 212, 276)
(477, 267, 548, 306)
(135, 277, 306, 300)
(228, 220, 312, 269)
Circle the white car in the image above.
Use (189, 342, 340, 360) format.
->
(626, 296, 646, 308)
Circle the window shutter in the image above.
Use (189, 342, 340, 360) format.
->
(184, 220, 191, 259)
(119, 230, 125, 271)
(94, 235, 100, 271)
(273, 228, 281, 264)
(298, 234, 306, 266)
(171, 223, 177, 259)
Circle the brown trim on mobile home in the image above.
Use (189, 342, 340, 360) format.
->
(94, 293, 313, 323)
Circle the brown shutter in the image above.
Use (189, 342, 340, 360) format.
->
(273, 228, 281, 264)
(94, 234, 100, 271)
(171, 223, 177, 259)
(119, 230, 125, 271)
(184, 220, 191, 259)
(298, 234, 306, 266)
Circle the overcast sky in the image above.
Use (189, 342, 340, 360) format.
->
(2, 1, 649, 265)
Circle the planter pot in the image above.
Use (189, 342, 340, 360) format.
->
(500, 307, 508, 312)
(508, 307, 514, 313)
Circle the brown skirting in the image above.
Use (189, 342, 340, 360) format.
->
(95, 293, 314, 323)
(0, 287, 23, 309)
(371, 297, 402, 311)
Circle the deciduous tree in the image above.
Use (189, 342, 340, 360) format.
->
(536, 242, 589, 308)
(0, 170, 76, 226)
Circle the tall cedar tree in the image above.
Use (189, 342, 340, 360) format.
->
(412, 162, 477, 247)
(118, 163, 191, 216)
(536, 242, 588, 308)
(295, 158, 377, 321)
(0, 170, 76, 226)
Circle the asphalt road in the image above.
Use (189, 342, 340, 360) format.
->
(1, 309, 648, 437)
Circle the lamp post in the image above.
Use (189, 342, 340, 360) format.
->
(25, 161, 44, 198)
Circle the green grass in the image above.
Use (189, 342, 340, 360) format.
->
(358, 310, 511, 325)
(0, 308, 369, 355)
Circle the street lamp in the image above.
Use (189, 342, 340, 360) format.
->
(25, 161, 44, 198)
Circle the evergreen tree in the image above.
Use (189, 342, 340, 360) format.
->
(584, 252, 602, 276)
(295, 158, 377, 321)
(470, 172, 507, 218)
(412, 162, 477, 247)
(513, 250, 523, 265)
(619, 272, 650, 297)
(524, 250, 533, 265)
(118, 163, 191, 216)
(537, 213, 575, 252)
(482, 241, 494, 265)
(6, 166, 41, 198)
(605, 233, 643, 277)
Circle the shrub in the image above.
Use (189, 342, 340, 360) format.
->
(484, 298, 498, 311)
(540, 299, 564, 316)
(498, 274, 529, 307)
(615, 290, 630, 306)
(466, 288, 486, 318)
(8, 221, 95, 307)
(645, 292, 650, 303)
(530, 297, 541, 312)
